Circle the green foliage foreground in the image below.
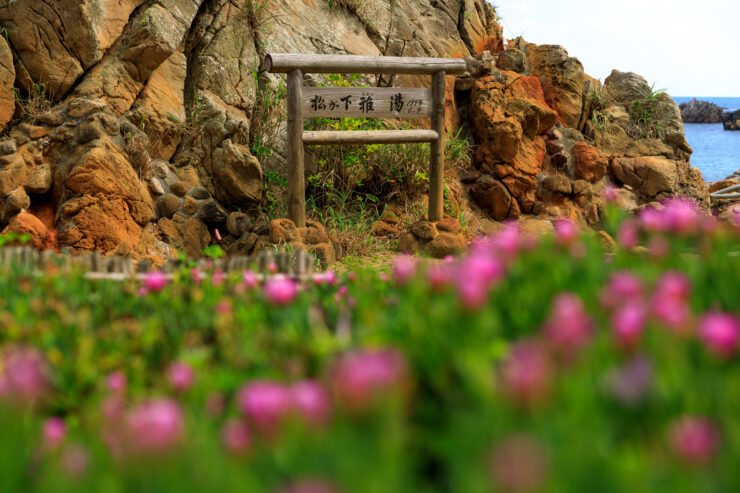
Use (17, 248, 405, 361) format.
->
(1, 202, 739, 493)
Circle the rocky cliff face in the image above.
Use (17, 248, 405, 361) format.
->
(679, 99, 725, 123)
(0, 0, 708, 262)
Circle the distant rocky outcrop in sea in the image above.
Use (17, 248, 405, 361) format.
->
(679, 98, 725, 123)
(721, 109, 740, 131)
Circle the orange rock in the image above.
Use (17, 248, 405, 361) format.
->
(59, 198, 142, 253)
(2, 212, 48, 249)
(572, 142, 608, 183)
(709, 179, 739, 194)
(0, 36, 14, 133)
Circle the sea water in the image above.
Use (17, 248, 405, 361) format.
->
(672, 97, 740, 182)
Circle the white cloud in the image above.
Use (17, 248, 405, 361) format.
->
(492, 0, 740, 96)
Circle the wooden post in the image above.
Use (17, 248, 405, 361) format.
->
(428, 71, 446, 222)
(287, 69, 306, 228)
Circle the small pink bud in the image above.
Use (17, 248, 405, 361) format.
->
(0, 346, 51, 406)
(617, 219, 639, 249)
(191, 268, 204, 284)
(60, 444, 88, 478)
(43, 417, 67, 449)
(669, 416, 718, 464)
(107, 371, 127, 394)
(278, 479, 339, 493)
(291, 380, 332, 426)
(167, 362, 195, 393)
(543, 293, 592, 354)
(217, 299, 233, 315)
(490, 434, 548, 492)
(600, 272, 645, 311)
(500, 341, 550, 407)
(331, 348, 408, 413)
(221, 419, 251, 454)
(214, 228, 223, 242)
(243, 270, 259, 289)
(391, 255, 417, 285)
(603, 185, 619, 203)
(212, 269, 225, 287)
(553, 219, 579, 247)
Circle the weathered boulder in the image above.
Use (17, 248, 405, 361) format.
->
(0, 35, 14, 133)
(0, 0, 144, 97)
(212, 140, 263, 206)
(1, 187, 30, 223)
(261, 218, 336, 267)
(470, 174, 520, 220)
(71, 0, 202, 115)
(609, 156, 708, 205)
(572, 142, 608, 183)
(599, 70, 692, 160)
(1, 212, 49, 249)
(679, 99, 725, 123)
(527, 45, 585, 129)
(126, 50, 188, 161)
(158, 214, 211, 260)
(469, 72, 556, 218)
(398, 218, 467, 258)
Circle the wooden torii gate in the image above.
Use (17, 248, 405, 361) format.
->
(264, 53, 468, 227)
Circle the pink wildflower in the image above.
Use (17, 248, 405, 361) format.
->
(243, 270, 259, 289)
(603, 185, 619, 203)
(652, 272, 693, 334)
(553, 219, 579, 247)
(107, 371, 127, 395)
(699, 312, 740, 359)
(391, 255, 418, 285)
(264, 276, 298, 305)
(167, 362, 195, 393)
(427, 263, 453, 291)
(60, 444, 89, 478)
(221, 419, 252, 454)
(543, 293, 592, 354)
(126, 398, 184, 454)
(617, 219, 639, 249)
(605, 356, 653, 406)
(500, 341, 551, 407)
(237, 381, 293, 436)
(191, 268, 204, 284)
(600, 272, 645, 311)
(490, 434, 548, 492)
(143, 270, 168, 292)
(291, 380, 332, 426)
(669, 416, 718, 465)
(612, 303, 648, 349)
(212, 269, 225, 287)
(42, 417, 67, 449)
(331, 348, 408, 412)
(662, 198, 700, 234)
(0, 346, 51, 406)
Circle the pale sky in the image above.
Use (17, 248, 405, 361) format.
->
(494, 0, 740, 97)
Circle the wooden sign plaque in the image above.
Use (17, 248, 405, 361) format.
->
(265, 53, 468, 227)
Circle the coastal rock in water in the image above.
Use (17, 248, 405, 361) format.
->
(679, 99, 725, 123)
(721, 110, 740, 131)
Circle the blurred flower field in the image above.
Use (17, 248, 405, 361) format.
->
(1, 201, 740, 493)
